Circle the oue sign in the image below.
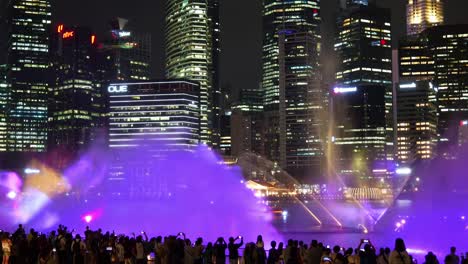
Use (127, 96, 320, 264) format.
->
(108, 85, 128, 93)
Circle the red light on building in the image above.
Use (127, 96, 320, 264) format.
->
(313, 9, 318, 14)
(57, 24, 64, 33)
(91, 35, 96, 44)
(63, 31, 74, 39)
(380, 39, 387, 46)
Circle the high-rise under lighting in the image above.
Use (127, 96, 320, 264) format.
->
(406, 0, 444, 36)
(261, 0, 321, 167)
(278, 30, 323, 183)
(165, 0, 217, 145)
(5, 0, 52, 152)
(334, 3, 393, 180)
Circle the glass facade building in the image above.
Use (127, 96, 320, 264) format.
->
(0, 65, 8, 151)
(334, 3, 393, 180)
(332, 85, 388, 181)
(107, 81, 200, 151)
(423, 26, 468, 157)
(48, 25, 106, 162)
(335, 5, 392, 86)
(278, 30, 323, 182)
(107, 80, 200, 196)
(261, 0, 321, 169)
(396, 81, 438, 164)
(103, 18, 151, 82)
(262, 0, 321, 110)
(165, 0, 216, 145)
(6, 0, 52, 152)
(406, 0, 444, 36)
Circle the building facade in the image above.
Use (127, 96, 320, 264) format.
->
(165, 0, 216, 145)
(0, 65, 8, 151)
(48, 25, 106, 162)
(406, 0, 444, 36)
(332, 85, 388, 182)
(261, 0, 321, 169)
(335, 4, 392, 86)
(278, 30, 323, 182)
(396, 81, 438, 164)
(106, 80, 200, 196)
(262, 0, 320, 110)
(103, 18, 151, 82)
(424, 26, 468, 157)
(334, 2, 393, 180)
(6, 0, 52, 152)
(107, 80, 200, 151)
(208, 0, 222, 148)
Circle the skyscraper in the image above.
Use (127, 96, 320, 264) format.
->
(0, 65, 8, 152)
(262, 0, 320, 110)
(6, 0, 52, 152)
(396, 81, 438, 164)
(107, 80, 200, 195)
(261, 0, 321, 167)
(278, 30, 323, 182)
(107, 81, 200, 151)
(406, 0, 444, 36)
(165, 0, 215, 145)
(103, 18, 151, 82)
(333, 2, 393, 179)
(332, 85, 388, 181)
(208, 0, 222, 148)
(335, 4, 392, 86)
(48, 25, 106, 162)
(423, 25, 468, 157)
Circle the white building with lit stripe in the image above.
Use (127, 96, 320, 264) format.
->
(107, 80, 200, 151)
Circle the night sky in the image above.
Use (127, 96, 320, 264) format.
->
(30, 0, 468, 95)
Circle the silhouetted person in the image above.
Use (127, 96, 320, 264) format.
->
(254, 236, 267, 264)
(204, 242, 214, 264)
(214, 237, 227, 264)
(389, 238, 411, 264)
(306, 240, 322, 264)
(267, 241, 278, 264)
(359, 241, 377, 264)
(228, 236, 243, 264)
(446, 247, 460, 264)
(424, 252, 439, 264)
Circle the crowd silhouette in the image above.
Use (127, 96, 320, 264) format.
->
(1, 225, 467, 264)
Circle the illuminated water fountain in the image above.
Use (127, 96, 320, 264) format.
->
(0, 144, 281, 242)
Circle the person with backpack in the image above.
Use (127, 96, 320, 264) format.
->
(71, 234, 86, 264)
(389, 239, 411, 264)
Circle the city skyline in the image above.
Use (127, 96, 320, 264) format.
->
(30, 0, 468, 95)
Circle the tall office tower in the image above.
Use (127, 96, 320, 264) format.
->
(208, 0, 222, 148)
(332, 85, 388, 182)
(107, 81, 200, 151)
(6, 0, 52, 152)
(406, 0, 444, 36)
(48, 25, 106, 163)
(278, 30, 323, 183)
(262, 0, 321, 164)
(166, 0, 214, 145)
(399, 36, 435, 82)
(335, 4, 392, 86)
(103, 18, 151, 82)
(422, 25, 468, 158)
(107, 81, 200, 194)
(0, 65, 8, 151)
(231, 89, 264, 157)
(334, 3, 393, 180)
(396, 81, 438, 165)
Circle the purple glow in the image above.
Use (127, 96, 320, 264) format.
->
(0, 143, 281, 242)
(6, 191, 17, 200)
(83, 215, 93, 223)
